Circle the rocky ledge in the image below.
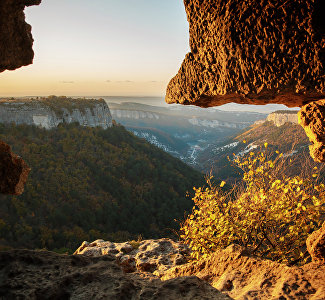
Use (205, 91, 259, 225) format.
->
(2, 234, 324, 299)
(0, 248, 228, 300)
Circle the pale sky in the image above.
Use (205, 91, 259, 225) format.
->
(0, 0, 190, 97)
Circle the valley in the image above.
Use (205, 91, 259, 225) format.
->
(107, 101, 267, 167)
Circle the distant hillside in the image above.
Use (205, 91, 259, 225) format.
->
(0, 123, 203, 252)
(196, 117, 319, 181)
(0, 96, 112, 129)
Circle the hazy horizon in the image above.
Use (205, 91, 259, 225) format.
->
(0, 94, 299, 113)
(0, 0, 189, 97)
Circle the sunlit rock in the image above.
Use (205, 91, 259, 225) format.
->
(161, 243, 325, 299)
(74, 238, 189, 275)
(307, 222, 325, 264)
(166, 0, 324, 108)
(298, 99, 325, 162)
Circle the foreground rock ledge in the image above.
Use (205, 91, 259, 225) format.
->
(0, 140, 30, 195)
(0, 0, 41, 73)
(166, 0, 324, 108)
(162, 244, 325, 300)
(0, 250, 229, 300)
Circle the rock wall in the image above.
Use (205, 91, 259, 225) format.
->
(0, 98, 113, 129)
(0, 0, 41, 72)
(166, 0, 324, 108)
(266, 111, 299, 127)
(298, 99, 325, 162)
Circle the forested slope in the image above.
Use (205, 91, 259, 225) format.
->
(0, 123, 203, 252)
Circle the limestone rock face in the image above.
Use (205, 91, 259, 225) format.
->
(162, 244, 325, 300)
(0, 98, 113, 129)
(298, 99, 325, 162)
(166, 0, 324, 108)
(266, 111, 299, 127)
(74, 238, 189, 276)
(0, 140, 30, 195)
(0, 0, 41, 73)
(307, 222, 325, 264)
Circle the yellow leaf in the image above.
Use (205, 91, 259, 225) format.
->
(264, 142, 268, 148)
(220, 181, 226, 188)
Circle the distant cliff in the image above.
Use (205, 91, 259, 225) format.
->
(255, 111, 299, 127)
(0, 96, 112, 129)
(110, 108, 251, 129)
(266, 111, 299, 127)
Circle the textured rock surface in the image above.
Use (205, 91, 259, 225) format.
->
(0, 250, 229, 300)
(0, 98, 113, 129)
(307, 222, 325, 264)
(162, 244, 325, 300)
(166, 0, 324, 108)
(0, 140, 30, 195)
(266, 111, 299, 127)
(0, 0, 41, 72)
(298, 99, 325, 162)
(74, 238, 189, 276)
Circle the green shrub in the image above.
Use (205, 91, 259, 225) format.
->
(180, 146, 325, 264)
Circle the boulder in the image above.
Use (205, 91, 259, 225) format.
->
(166, 0, 324, 108)
(74, 238, 190, 275)
(298, 100, 325, 162)
(306, 222, 325, 263)
(0, 0, 41, 73)
(0, 140, 30, 195)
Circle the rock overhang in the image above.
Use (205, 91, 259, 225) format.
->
(0, 0, 42, 73)
(166, 0, 324, 108)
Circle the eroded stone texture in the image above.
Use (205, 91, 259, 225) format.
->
(0, 0, 41, 72)
(162, 244, 325, 300)
(0, 250, 229, 300)
(74, 238, 189, 276)
(298, 99, 325, 162)
(0, 140, 30, 195)
(306, 222, 325, 264)
(166, 0, 324, 108)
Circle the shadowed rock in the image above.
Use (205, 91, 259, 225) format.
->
(298, 100, 325, 162)
(0, 250, 229, 300)
(0, 0, 41, 73)
(166, 0, 324, 107)
(0, 140, 30, 195)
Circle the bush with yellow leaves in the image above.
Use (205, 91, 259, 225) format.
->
(180, 145, 325, 264)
